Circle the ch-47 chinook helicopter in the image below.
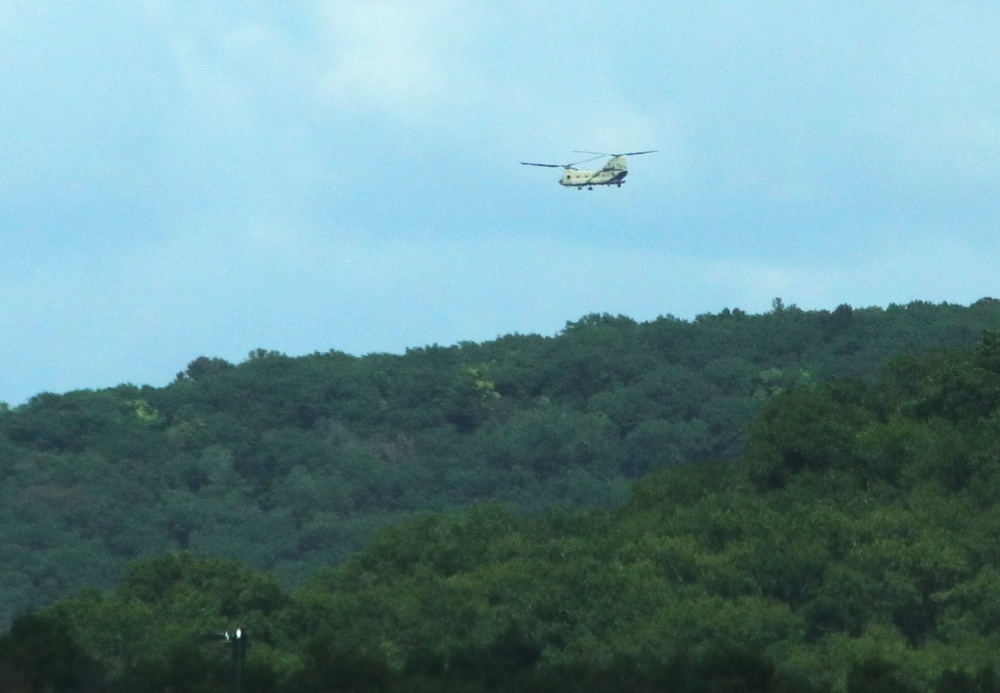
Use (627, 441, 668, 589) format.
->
(521, 150, 656, 189)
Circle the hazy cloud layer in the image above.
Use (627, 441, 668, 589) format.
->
(2, 2, 999, 403)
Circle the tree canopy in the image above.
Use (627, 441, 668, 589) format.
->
(3, 300, 1000, 629)
(10, 322, 1000, 690)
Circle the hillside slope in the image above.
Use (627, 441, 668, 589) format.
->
(9, 326, 1000, 691)
(1, 299, 999, 629)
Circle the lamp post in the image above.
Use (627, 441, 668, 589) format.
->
(223, 628, 248, 693)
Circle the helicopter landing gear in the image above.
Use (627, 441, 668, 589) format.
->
(587, 186, 593, 191)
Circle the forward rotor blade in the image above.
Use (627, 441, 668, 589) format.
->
(521, 162, 563, 168)
(573, 150, 657, 157)
(568, 155, 606, 167)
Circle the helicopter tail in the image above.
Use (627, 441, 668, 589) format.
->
(604, 155, 628, 171)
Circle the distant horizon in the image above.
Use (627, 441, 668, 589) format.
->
(7, 294, 997, 408)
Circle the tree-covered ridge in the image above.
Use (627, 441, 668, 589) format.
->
(10, 329, 1000, 691)
(2, 299, 1000, 631)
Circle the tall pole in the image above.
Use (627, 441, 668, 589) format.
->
(226, 628, 247, 693)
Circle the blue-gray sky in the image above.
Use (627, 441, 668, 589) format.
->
(3, 2, 999, 405)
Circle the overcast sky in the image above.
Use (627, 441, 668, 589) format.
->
(2, 2, 999, 405)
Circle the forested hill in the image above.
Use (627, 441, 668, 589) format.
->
(11, 315, 1000, 691)
(2, 299, 1000, 629)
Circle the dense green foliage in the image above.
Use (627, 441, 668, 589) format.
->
(3, 299, 1000, 631)
(9, 326, 1000, 690)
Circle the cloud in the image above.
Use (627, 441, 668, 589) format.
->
(311, 0, 476, 119)
(3, 2, 1000, 406)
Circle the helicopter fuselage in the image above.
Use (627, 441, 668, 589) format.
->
(522, 151, 654, 189)
(559, 155, 628, 188)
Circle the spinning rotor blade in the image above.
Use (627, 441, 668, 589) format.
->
(573, 150, 657, 157)
(521, 153, 604, 169)
(569, 154, 606, 167)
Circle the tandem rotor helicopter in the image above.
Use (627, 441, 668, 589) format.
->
(521, 150, 656, 190)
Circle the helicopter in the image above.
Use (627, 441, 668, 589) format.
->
(521, 150, 656, 189)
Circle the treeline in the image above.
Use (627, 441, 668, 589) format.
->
(2, 299, 1000, 629)
(9, 329, 1000, 691)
